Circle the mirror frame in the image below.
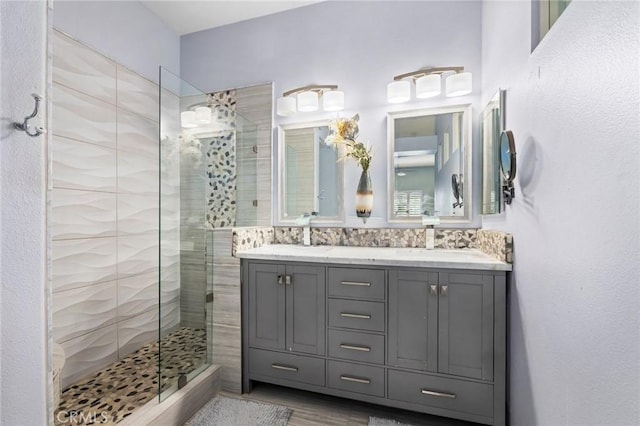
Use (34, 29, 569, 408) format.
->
(277, 120, 344, 224)
(481, 89, 506, 214)
(387, 104, 473, 224)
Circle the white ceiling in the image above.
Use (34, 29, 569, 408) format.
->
(142, 0, 324, 35)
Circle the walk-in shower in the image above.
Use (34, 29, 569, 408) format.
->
(51, 29, 269, 424)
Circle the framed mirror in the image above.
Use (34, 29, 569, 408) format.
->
(387, 104, 472, 223)
(278, 121, 343, 223)
(481, 89, 506, 214)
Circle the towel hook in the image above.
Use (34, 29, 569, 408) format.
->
(13, 94, 46, 137)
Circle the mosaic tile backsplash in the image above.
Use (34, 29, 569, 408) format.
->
(274, 227, 476, 250)
(477, 229, 514, 263)
(231, 226, 512, 263)
(231, 227, 274, 256)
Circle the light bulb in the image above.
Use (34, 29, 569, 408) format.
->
(387, 80, 411, 103)
(194, 106, 211, 124)
(446, 72, 472, 97)
(416, 74, 441, 98)
(181, 111, 197, 128)
(323, 90, 344, 111)
(276, 96, 296, 116)
(297, 91, 319, 112)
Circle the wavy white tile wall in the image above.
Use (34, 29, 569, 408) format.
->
(58, 325, 119, 388)
(52, 238, 118, 292)
(52, 135, 117, 192)
(52, 30, 181, 388)
(52, 30, 117, 102)
(52, 83, 117, 148)
(52, 188, 117, 240)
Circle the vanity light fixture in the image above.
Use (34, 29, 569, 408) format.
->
(276, 84, 344, 116)
(181, 95, 214, 128)
(387, 66, 472, 104)
(194, 106, 212, 124)
(181, 111, 198, 128)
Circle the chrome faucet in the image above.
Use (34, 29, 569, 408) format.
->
(422, 211, 440, 250)
(295, 212, 317, 246)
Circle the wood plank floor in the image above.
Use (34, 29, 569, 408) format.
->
(220, 382, 476, 426)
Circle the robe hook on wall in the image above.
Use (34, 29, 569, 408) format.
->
(13, 94, 47, 137)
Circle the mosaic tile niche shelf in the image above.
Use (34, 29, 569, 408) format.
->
(55, 327, 207, 425)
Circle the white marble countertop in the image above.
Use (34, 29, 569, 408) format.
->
(236, 244, 512, 271)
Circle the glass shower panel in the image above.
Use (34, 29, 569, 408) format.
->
(236, 114, 258, 226)
(159, 67, 212, 401)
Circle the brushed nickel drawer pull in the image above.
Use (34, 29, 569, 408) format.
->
(421, 389, 456, 399)
(285, 275, 292, 285)
(271, 364, 298, 372)
(340, 344, 371, 352)
(340, 375, 371, 384)
(340, 281, 371, 287)
(340, 312, 371, 320)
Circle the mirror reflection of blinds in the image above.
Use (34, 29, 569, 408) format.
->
(394, 191, 423, 216)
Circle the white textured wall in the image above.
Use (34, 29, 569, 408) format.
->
(181, 1, 483, 228)
(53, 0, 180, 82)
(481, 1, 640, 424)
(0, 1, 49, 425)
(51, 30, 181, 388)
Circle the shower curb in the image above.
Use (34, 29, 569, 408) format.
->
(119, 364, 222, 426)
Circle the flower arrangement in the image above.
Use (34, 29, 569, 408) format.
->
(324, 114, 372, 171)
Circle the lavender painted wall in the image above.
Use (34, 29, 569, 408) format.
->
(53, 0, 180, 82)
(181, 1, 483, 228)
(481, 1, 639, 424)
(1, 1, 49, 424)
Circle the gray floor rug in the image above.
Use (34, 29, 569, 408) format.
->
(185, 396, 292, 426)
(369, 416, 416, 426)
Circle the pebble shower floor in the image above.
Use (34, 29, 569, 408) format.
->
(55, 327, 207, 425)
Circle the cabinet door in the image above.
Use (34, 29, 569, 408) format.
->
(248, 263, 286, 350)
(286, 264, 326, 355)
(438, 272, 494, 381)
(388, 270, 438, 372)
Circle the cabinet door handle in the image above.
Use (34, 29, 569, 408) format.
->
(271, 364, 298, 372)
(340, 343, 371, 352)
(340, 312, 371, 320)
(440, 285, 448, 296)
(421, 389, 456, 399)
(277, 275, 284, 285)
(340, 281, 371, 287)
(430, 285, 438, 296)
(340, 375, 371, 384)
(285, 275, 292, 285)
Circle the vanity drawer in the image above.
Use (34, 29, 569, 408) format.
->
(388, 369, 493, 418)
(328, 267, 385, 300)
(249, 348, 325, 386)
(328, 299, 385, 332)
(327, 360, 385, 398)
(328, 329, 385, 364)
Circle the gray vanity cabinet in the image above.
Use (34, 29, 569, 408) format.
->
(247, 262, 325, 355)
(437, 272, 494, 381)
(243, 260, 507, 426)
(388, 270, 438, 372)
(388, 270, 495, 381)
